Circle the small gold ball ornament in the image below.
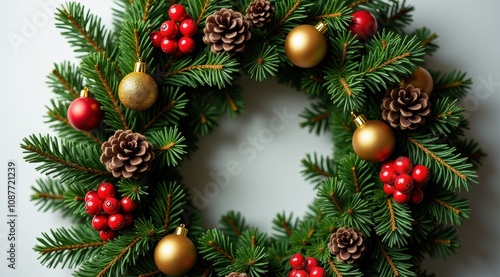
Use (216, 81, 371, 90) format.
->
(154, 224, 197, 276)
(351, 113, 395, 163)
(285, 22, 328, 68)
(402, 67, 433, 95)
(118, 61, 158, 111)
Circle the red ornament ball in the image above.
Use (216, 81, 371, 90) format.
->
(379, 167, 398, 184)
(150, 31, 163, 48)
(161, 38, 178, 54)
(97, 182, 116, 200)
(179, 19, 198, 36)
(178, 36, 196, 54)
(349, 10, 378, 41)
(290, 253, 307, 270)
(85, 190, 99, 202)
(120, 196, 137, 213)
(309, 267, 327, 277)
(99, 229, 117, 241)
(394, 156, 413, 174)
(123, 213, 134, 227)
(85, 198, 103, 215)
(169, 4, 189, 22)
(108, 213, 126, 230)
(412, 165, 431, 184)
(290, 269, 309, 277)
(67, 97, 103, 131)
(305, 257, 319, 272)
(102, 198, 121, 214)
(410, 189, 424, 204)
(92, 214, 108, 231)
(394, 174, 414, 193)
(160, 20, 179, 39)
(383, 183, 396, 196)
(393, 190, 410, 204)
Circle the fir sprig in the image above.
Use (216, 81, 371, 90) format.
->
(48, 61, 83, 101)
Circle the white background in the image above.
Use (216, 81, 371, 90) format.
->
(1, 0, 499, 276)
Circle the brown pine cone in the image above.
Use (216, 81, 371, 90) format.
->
(100, 130, 154, 179)
(245, 0, 275, 28)
(203, 8, 252, 55)
(226, 273, 247, 277)
(381, 85, 431, 130)
(328, 227, 366, 264)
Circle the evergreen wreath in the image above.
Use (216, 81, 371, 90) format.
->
(21, 0, 485, 276)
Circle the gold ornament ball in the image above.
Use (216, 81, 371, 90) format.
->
(285, 22, 328, 68)
(154, 225, 197, 276)
(118, 62, 158, 111)
(403, 67, 433, 95)
(351, 114, 395, 163)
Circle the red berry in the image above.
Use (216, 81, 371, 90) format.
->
(150, 31, 163, 48)
(67, 97, 103, 131)
(410, 189, 424, 204)
(290, 253, 307, 270)
(85, 198, 103, 215)
(178, 36, 196, 54)
(309, 267, 327, 277)
(379, 167, 398, 184)
(383, 183, 396, 196)
(92, 214, 108, 231)
(99, 229, 117, 241)
(394, 174, 414, 193)
(108, 214, 126, 230)
(393, 190, 410, 204)
(305, 257, 319, 272)
(97, 182, 116, 200)
(414, 181, 425, 190)
(102, 198, 121, 214)
(169, 4, 188, 22)
(161, 37, 178, 54)
(349, 10, 378, 41)
(381, 159, 394, 169)
(123, 213, 134, 227)
(85, 190, 99, 202)
(394, 156, 413, 174)
(179, 19, 198, 37)
(120, 196, 136, 213)
(411, 165, 431, 184)
(159, 20, 179, 39)
(290, 270, 309, 277)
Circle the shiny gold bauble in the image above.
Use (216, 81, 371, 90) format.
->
(402, 67, 433, 95)
(118, 61, 158, 111)
(154, 224, 197, 276)
(351, 113, 395, 163)
(285, 22, 328, 68)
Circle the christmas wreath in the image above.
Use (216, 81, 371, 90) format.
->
(22, 0, 484, 276)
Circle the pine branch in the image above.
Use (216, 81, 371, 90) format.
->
(451, 138, 486, 169)
(377, 0, 415, 34)
(409, 27, 439, 56)
(272, 212, 298, 239)
(337, 153, 377, 196)
(308, 0, 352, 31)
(424, 186, 471, 226)
(48, 61, 83, 102)
(34, 223, 105, 269)
(372, 191, 413, 247)
(21, 134, 112, 185)
(31, 178, 69, 215)
(198, 228, 236, 275)
(423, 225, 459, 260)
(425, 98, 464, 137)
(188, 94, 220, 136)
(300, 100, 332, 135)
(372, 238, 416, 277)
(117, 178, 150, 201)
(325, 257, 363, 277)
(301, 153, 337, 188)
(185, 0, 233, 28)
(118, 20, 155, 74)
(149, 126, 187, 167)
(241, 42, 280, 82)
(211, 85, 246, 118)
(142, 88, 188, 133)
(219, 211, 248, 242)
(430, 69, 472, 100)
(149, 181, 187, 232)
(229, 246, 269, 277)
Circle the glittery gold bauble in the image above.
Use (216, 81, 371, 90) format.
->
(154, 224, 197, 276)
(351, 113, 395, 163)
(284, 22, 328, 68)
(402, 67, 433, 95)
(118, 61, 158, 111)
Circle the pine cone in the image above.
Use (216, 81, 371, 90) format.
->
(328, 227, 366, 264)
(203, 8, 252, 55)
(245, 0, 275, 28)
(100, 130, 154, 179)
(381, 85, 431, 130)
(226, 273, 247, 277)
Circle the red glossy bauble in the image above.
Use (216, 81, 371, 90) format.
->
(102, 198, 121, 214)
(179, 19, 198, 37)
(169, 4, 189, 22)
(393, 190, 410, 204)
(410, 189, 424, 204)
(394, 156, 413, 174)
(412, 165, 431, 184)
(290, 253, 307, 270)
(178, 36, 196, 54)
(394, 174, 414, 193)
(67, 97, 103, 131)
(379, 167, 398, 184)
(98, 182, 116, 200)
(349, 10, 378, 41)
(92, 214, 108, 231)
(99, 229, 117, 241)
(160, 20, 179, 39)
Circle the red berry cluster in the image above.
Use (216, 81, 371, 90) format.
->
(380, 156, 431, 204)
(150, 4, 198, 55)
(289, 253, 327, 277)
(84, 182, 136, 241)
